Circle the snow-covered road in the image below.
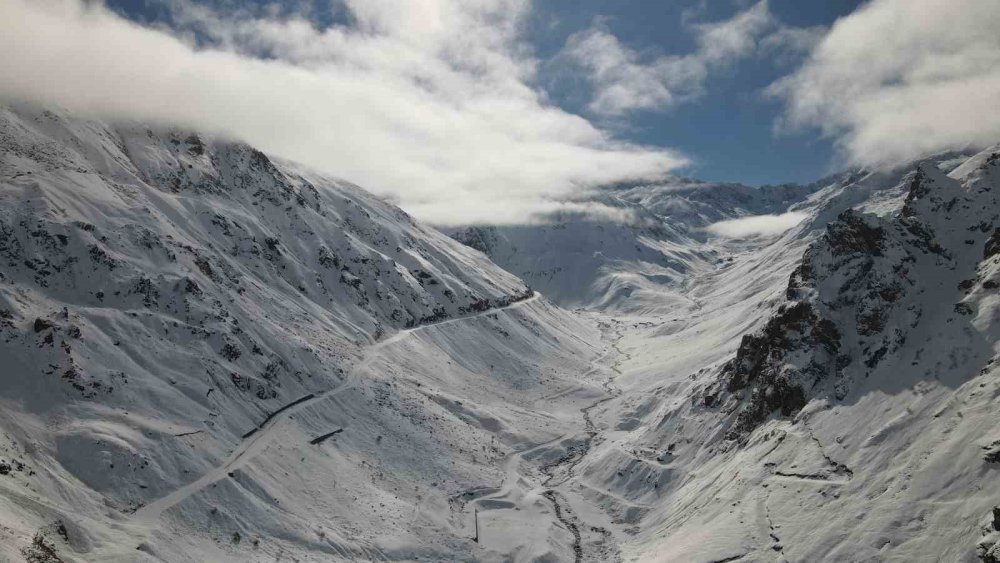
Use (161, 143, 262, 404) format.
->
(134, 293, 540, 524)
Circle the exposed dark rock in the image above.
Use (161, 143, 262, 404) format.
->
(902, 168, 930, 217)
(786, 247, 816, 300)
(986, 228, 1000, 260)
(450, 226, 496, 254)
(716, 166, 973, 438)
(185, 134, 204, 156)
(129, 276, 159, 307)
(826, 210, 885, 257)
(984, 441, 1000, 463)
(721, 301, 840, 437)
(20, 533, 63, 563)
(318, 246, 340, 269)
(339, 271, 362, 288)
(903, 218, 948, 256)
(220, 342, 241, 362)
(857, 307, 886, 336)
(460, 298, 492, 314)
(183, 277, 202, 295)
(724, 302, 839, 393)
(264, 237, 281, 256)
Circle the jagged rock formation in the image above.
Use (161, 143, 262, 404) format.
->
(716, 154, 1000, 437)
(720, 300, 840, 437)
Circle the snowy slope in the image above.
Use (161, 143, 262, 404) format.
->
(0, 105, 616, 562)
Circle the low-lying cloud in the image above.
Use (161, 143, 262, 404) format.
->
(770, 0, 1000, 166)
(0, 0, 687, 225)
(706, 212, 807, 238)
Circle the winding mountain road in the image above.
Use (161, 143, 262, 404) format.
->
(134, 292, 540, 524)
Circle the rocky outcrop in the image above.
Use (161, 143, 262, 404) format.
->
(450, 226, 500, 255)
(722, 301, 841, 437)
(718, 156, 1000, 438)
(986, 228, 1000, 261)
(825, 209, 886, 257)
(978, 506, 1000, 562)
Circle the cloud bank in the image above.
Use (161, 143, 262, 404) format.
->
(706, 212, 807, 238)
(560, 1, 775, 116)
(4, 0, 996, 225)
(0, 0, 687, 225)
(770, 0, 1000, 166)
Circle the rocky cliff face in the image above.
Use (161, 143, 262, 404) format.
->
(716, 149, 1000, 438)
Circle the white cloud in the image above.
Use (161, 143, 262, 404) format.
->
(0, 0, 688, 225)
(706, 211, 807, 238)
(759, 25, 825, 66)
(406, 198, 641, 226)
(561, 1, 774, 116)
(769, 0, 1000, 166)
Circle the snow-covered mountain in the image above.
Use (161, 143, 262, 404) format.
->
(447, 179, 828, 314)
(0, 105, 608, 561)
(568, 149, 1000, 562)
(1, 102, 998, 563)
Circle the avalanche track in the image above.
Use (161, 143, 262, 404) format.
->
(133, 293, 539, 524)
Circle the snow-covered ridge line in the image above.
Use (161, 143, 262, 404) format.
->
(0, 103, 531, 407)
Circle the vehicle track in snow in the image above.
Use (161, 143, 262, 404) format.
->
(133, 293, 540, 524)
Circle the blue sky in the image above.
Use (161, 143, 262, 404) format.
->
(524, 0, 867, 185)
(5, 0, 996, 224)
